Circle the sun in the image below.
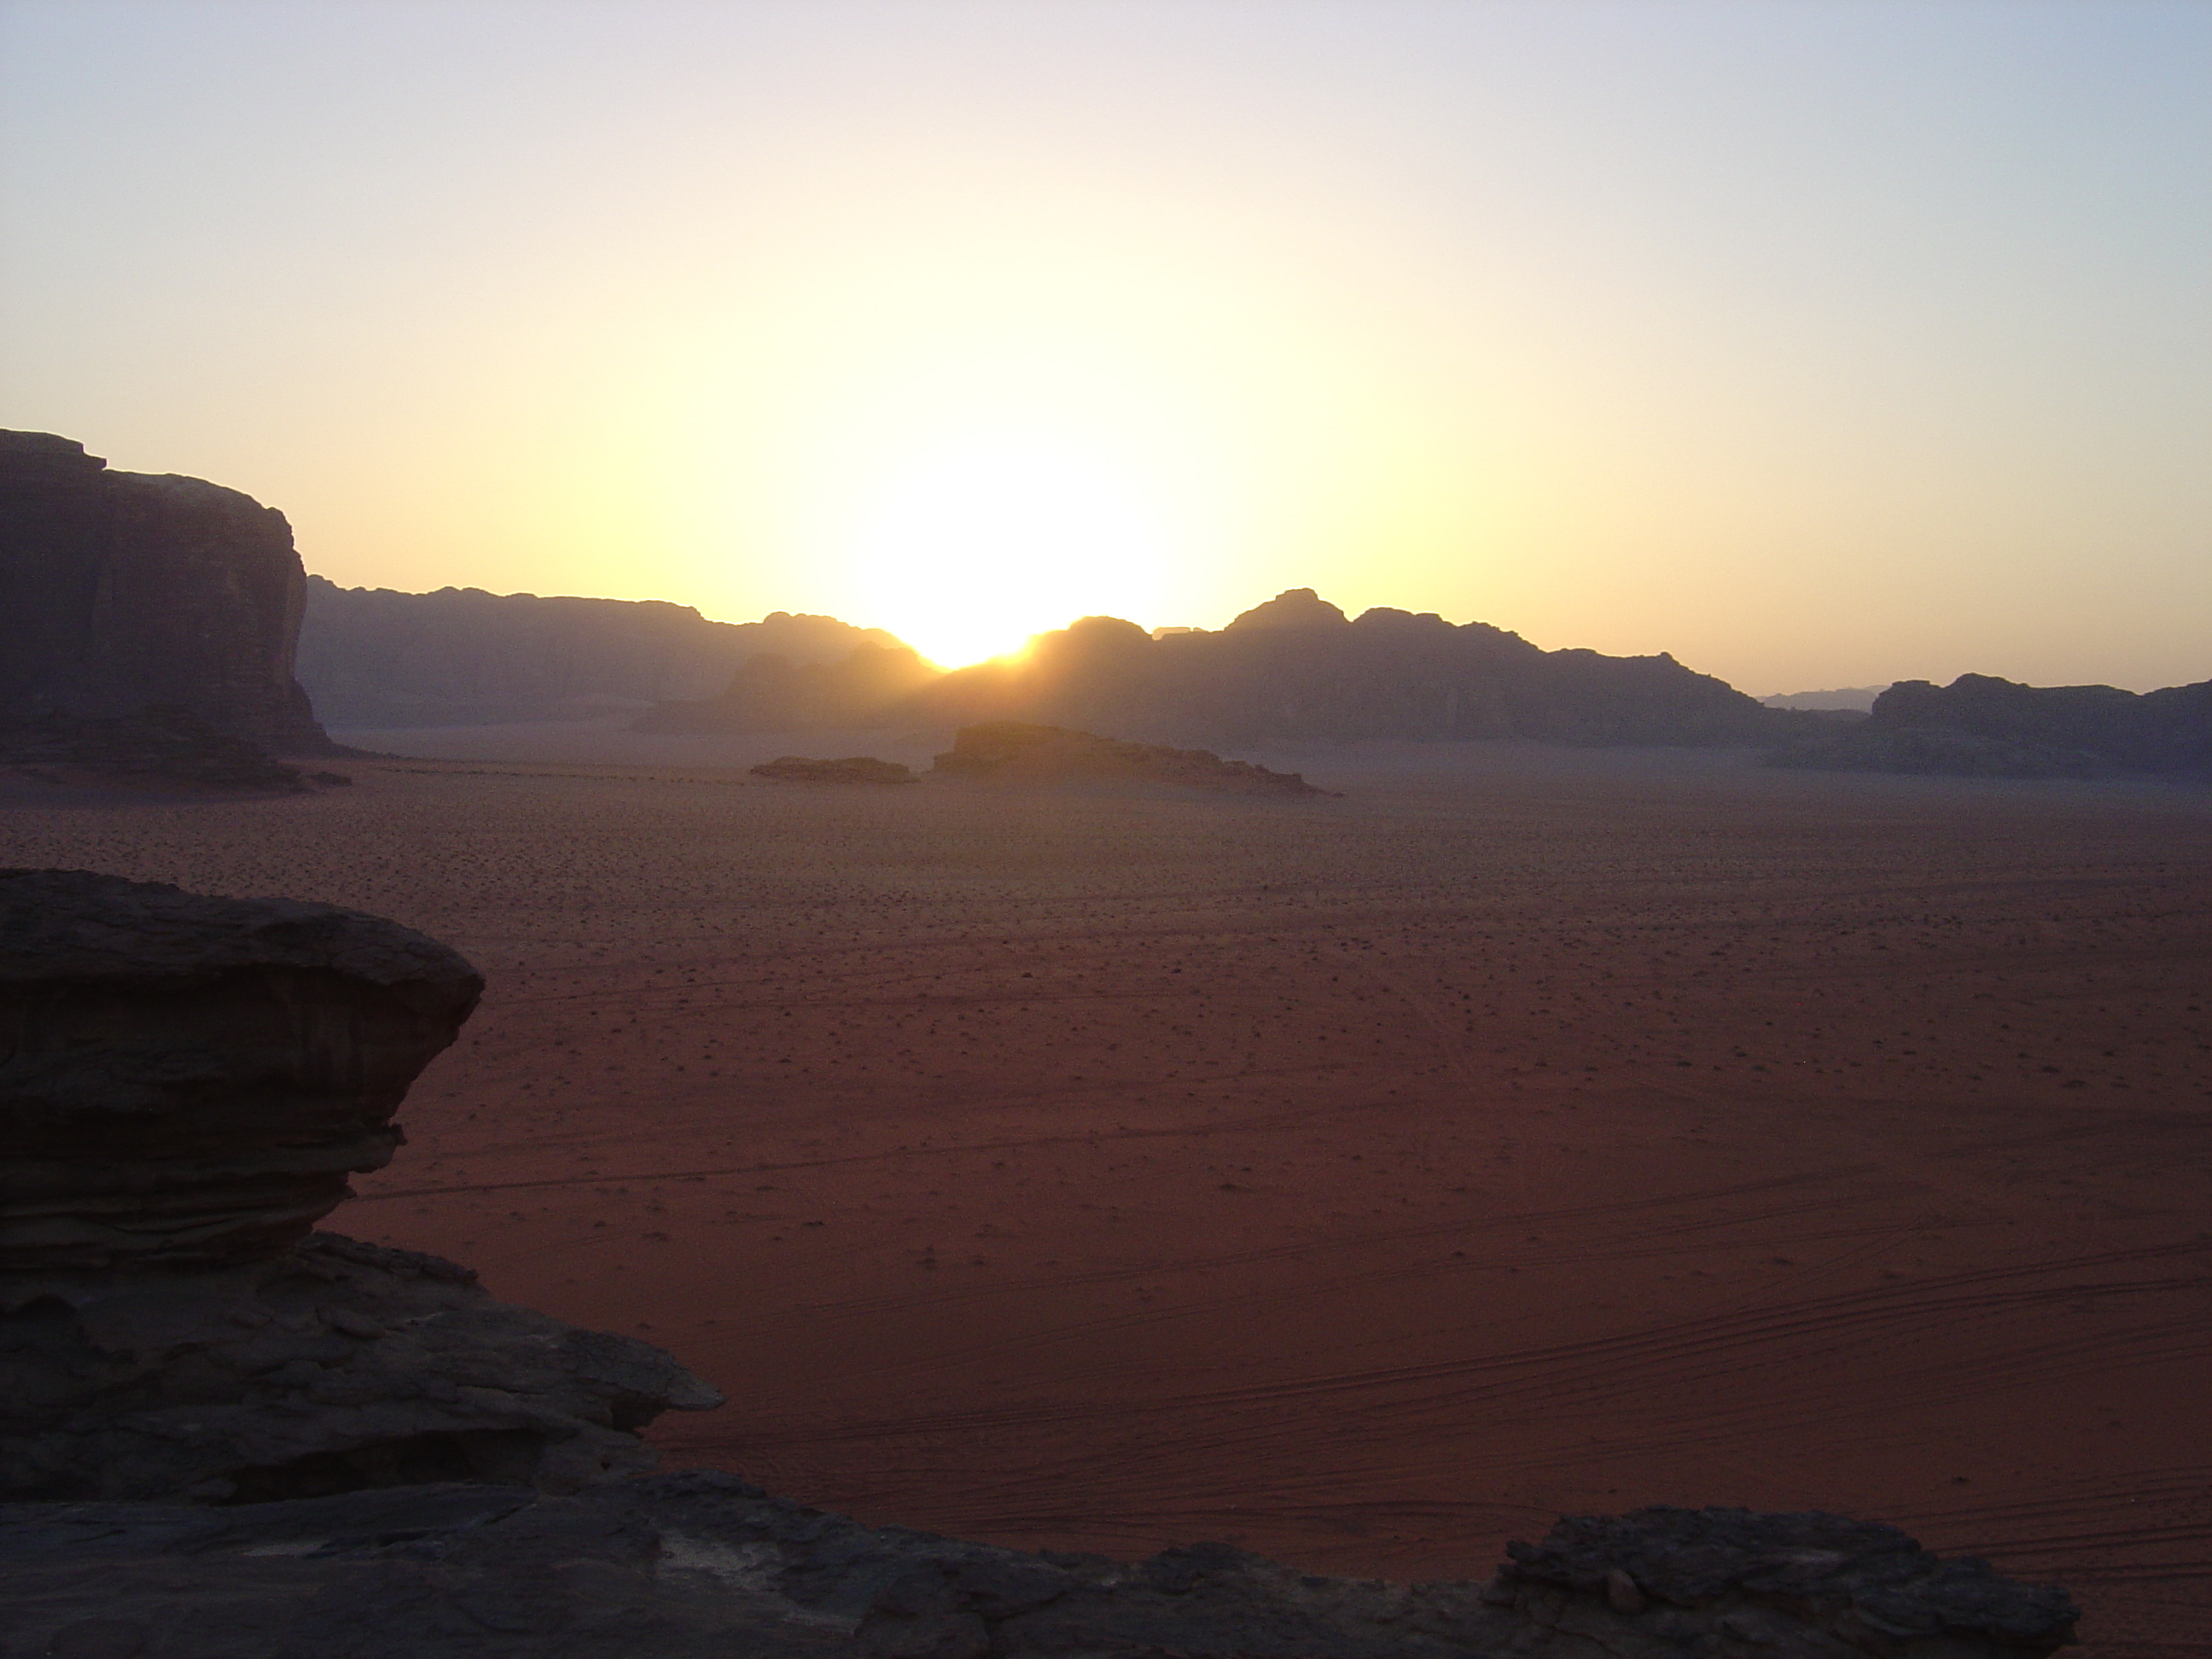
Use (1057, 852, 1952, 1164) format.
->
(845, 428, 1177, 667)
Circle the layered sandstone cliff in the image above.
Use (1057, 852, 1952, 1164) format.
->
(0, 432, 334, 754)
(0, 870, 719, 1505)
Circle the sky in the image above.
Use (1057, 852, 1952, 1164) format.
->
(3, 1, 2206, 688)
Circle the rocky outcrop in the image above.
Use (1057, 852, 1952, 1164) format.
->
(0, 1481, 2077, 1657)
(1499, 1506, 2077, 1654)
(0, 432, 334, 755)
(1, 1232, 721, 1504)
(931, 722, 1333, 796)
(636, 642, 940, 734)
(0, 870, 722, 1507)
(0, 870, 483, 1274)
(750, 755, 917, 785)
(1769, 672, 2212, 777)
(300, 579, 905, 729)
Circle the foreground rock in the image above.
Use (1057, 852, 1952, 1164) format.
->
(932, 722, 1335, 796)
(751, 754, 917, 785)
(0, 870, 725, 1507)
(0, 1481, 2076, 1657)
(0, 431, 338, 759)
(0, 870, 483, 1274)
(1, 1233, 721, 1504)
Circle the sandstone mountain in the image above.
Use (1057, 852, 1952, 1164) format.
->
(299, 578, 901, 728)
(0, 431, 334, 754)
(639, 589, 1788, 748)
(1771, 672, 2212, 777)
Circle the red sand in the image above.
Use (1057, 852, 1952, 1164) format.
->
(6, 743, 2209, 1656)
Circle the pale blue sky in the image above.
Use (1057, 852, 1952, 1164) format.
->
(4, 1, 2206, 685)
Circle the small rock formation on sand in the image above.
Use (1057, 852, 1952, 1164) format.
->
(931, 721, 1334, 796)
(750, 754, 917, 785)
(0, 870, 2077, 1655)
(0, 869, 721, 1505)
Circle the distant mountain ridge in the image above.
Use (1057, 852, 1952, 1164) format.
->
(639, 588, 1791, 748)
(1761, 686, 1887, 713)
(1772, 672, 2212, 777)
(298, 578, 901, 728)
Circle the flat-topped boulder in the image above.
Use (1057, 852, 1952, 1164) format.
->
(931, 721, 1334, 796)
(0, 869, 482, 1274)
(750, 754, 916, 785)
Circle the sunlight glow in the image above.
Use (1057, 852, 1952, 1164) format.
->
(845, 428, 1179, 666)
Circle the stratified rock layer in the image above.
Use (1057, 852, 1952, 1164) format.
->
(0, 1233, 722, 1504)
(0, 869, 483, 1273)
(0, 1478, 2077, 1657)
(931, 722, 1332, 796)
(0, 431, 333, 754)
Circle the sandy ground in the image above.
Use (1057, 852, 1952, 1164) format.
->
(6, 737, 2209, 1656)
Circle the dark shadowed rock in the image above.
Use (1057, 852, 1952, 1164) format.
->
(0, 432, 334, 756)
(750, 755, 917, 785)
(930, 722, 1333, 796)
(1502, 1506, 2077, 1653)
(0, 870, 483, 1273)
(0, 1476, 2077, 1657)
(0, 870, 719, 1507)
(0, 1233, 721, 1503)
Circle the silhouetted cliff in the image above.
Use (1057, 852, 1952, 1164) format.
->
(639, 590, 1784, 747)
(299, 579, 902, 727)
(1770, 672, 2212, 777)
(0, 432, 332, 753)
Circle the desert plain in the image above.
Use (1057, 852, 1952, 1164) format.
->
(4, 736, 2208, 1656)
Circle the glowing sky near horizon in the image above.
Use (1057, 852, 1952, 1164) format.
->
(3, 1, 2206, 685)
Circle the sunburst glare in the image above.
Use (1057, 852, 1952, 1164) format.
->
(846, 428, 1179, 667)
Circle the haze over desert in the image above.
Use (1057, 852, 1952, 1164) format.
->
(7, 740, 2205, 1652)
